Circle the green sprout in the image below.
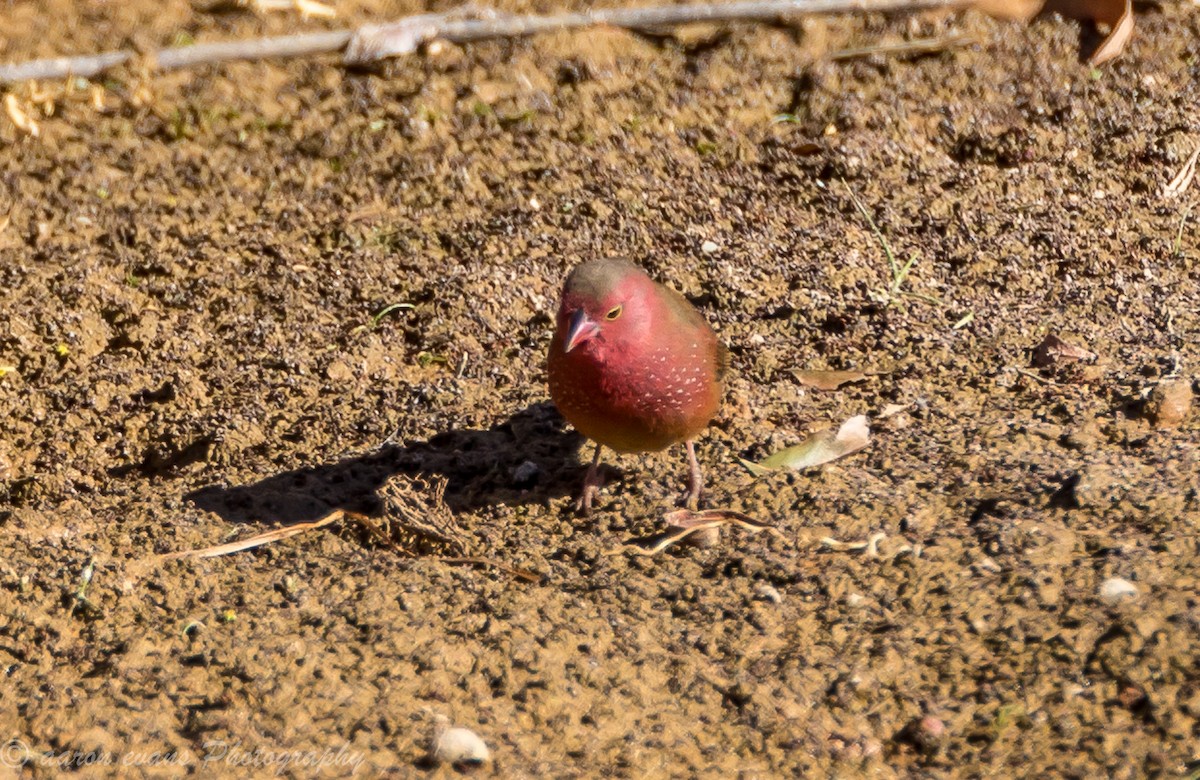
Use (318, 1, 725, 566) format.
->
(371, 302, 414, 328)
(842, 179, 940, 306)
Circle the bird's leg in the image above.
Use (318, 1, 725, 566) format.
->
(682, 439, 704, 511)
(575, 443, 604, 515)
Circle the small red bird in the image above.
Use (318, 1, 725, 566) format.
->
(547, 257, 727, 513)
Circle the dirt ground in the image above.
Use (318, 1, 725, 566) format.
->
(2, 0, 1199, 776)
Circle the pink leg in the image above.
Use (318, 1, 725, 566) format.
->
(683, 440, 703, 511)
(576, 443, 604, 515)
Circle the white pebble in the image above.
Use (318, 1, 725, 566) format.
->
(701, 240, 719, 254)
(754, 583, 782, 604)
(432, 727, 490, 766)
(1098, 577, 1138, 604)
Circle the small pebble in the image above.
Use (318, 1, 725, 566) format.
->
(899, 715, 946, 753)
(914, 716, 946, 749)
(512, 460, 540, 485)
(1146, 380, 1193, 428)
(701, 240, 719, 254)
(1099, 577, 1138, 604)
(431, 726, 490, 766)
(754, 583, 782, 604)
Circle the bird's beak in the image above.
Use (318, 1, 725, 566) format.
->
(563, 309, 600, 353)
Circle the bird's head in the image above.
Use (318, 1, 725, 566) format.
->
(555, 257, 656, 356)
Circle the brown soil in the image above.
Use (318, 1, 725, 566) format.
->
(2, 0, 1199, 776)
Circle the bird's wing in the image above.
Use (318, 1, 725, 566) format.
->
(660, 282, 728, 382)
(715, 340, 730, 382)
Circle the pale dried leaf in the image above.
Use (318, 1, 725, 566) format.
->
(791, 369, 870, 391)
(344, 17, 443, 64)
(973, 0, 1133, 65)
(749, 415, 871, 473)
(972, 0, 1041, 19)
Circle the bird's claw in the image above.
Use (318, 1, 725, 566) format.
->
(575, 455, 605, 516)
(677, 486, 702, 512)
(574, 483, 599, 516)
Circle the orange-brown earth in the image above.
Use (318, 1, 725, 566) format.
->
(2, 0, 1199, 776)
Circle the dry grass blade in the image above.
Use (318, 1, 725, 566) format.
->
(830, 33, 975, 60)
(159, 510, 346, 559)
(158, 475, 540, 581)
(1163, 146, 1200, 200)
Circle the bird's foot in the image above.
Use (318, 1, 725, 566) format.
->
(575, 445, 605, 516)
(679, 440, 704, 511)
(574, 481, 602, 516)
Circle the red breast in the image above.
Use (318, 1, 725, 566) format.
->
(547, 258, 726, 453)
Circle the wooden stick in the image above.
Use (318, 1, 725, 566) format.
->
(0, 0, 967, 84)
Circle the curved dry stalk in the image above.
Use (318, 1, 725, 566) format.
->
(608, 508, 787, 556)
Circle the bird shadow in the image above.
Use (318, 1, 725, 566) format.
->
(185, 402, 588, 527)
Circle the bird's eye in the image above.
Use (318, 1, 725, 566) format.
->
(605, 305, 623, 321)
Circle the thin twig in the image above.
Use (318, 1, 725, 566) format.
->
(157, 507, 541, 581)
(0, 0, 968, 84)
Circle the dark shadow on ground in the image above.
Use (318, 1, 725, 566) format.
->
(186, 402, 588, 526)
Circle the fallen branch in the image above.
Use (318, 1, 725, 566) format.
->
(0, 0, 966, 84)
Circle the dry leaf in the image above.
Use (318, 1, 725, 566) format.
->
(791, 369, 869, 391)
(344, 16, 443, 64)
(973, 0, 1133, 65)
(741, 414, 870, 475)
(1031, 334, 1096, 367)
(4, 94, 40, 137)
